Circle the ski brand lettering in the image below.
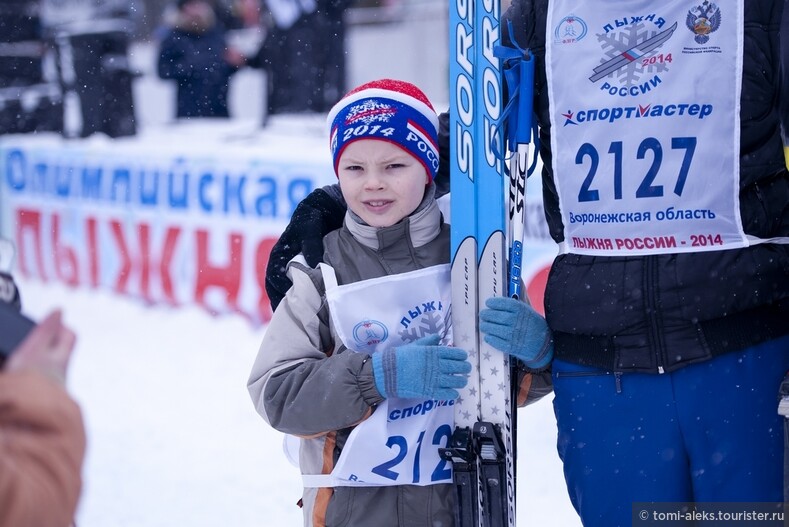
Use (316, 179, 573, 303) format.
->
(452, 0, 474, 182)
(443, 0, 516, 519)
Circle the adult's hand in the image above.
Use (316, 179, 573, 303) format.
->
(6, 310, 76, 384)
(479, 297, 553, 370)
(265, 186, 346, 310)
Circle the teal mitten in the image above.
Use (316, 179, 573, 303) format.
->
(372, 334, 471, 400)
(479, 296, 554, 369)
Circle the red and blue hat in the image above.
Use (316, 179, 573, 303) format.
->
(327, 79, 440, 180)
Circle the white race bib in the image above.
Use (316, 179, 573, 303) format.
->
(301, 264, 455, 487)
(329, 396, 456, 487)
(547, 1, 751, 255)
(322, 263, 453, 354)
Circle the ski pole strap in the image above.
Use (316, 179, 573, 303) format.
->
(493, 20, 539, 178)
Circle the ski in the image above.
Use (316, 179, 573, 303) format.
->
(440, 0, 483, 512)
(440, 0, 515, 523)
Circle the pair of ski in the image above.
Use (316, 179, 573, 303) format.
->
(438, 0, 536, 525)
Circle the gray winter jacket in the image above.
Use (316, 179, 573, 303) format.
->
(248, 189, 551, 526)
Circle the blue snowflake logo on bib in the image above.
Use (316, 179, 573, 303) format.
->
(589, 19, 677, 86)
(397, 300, 451, 344)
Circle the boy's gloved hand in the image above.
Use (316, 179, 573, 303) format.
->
(265, 186, 347, 311)
(372, 334, 470, 400)
(479, 296, 554, 369)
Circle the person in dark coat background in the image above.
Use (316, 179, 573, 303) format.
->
(157, 0, 245, 119)
(250, 0, 351, 120)
(320, 0, 353, 108)
(40, 0, 142, 138)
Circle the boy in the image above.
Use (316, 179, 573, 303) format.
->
(248, 79, 552, 526)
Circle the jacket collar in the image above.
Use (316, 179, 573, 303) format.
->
(344, 183, 441, 251)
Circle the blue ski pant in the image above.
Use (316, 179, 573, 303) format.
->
(552, 335, 789, 527)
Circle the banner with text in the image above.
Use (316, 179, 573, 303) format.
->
(0, 133, 558, 324)
(0, 133, 337, 324)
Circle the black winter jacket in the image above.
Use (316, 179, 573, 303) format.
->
(157, 26, 238, 119)
(438, 0, 788, 373)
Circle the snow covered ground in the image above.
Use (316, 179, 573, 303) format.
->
(16, 276, 581, 527)
(7, 40, 582, 527)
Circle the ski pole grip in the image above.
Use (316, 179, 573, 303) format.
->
(515, 52, 535, 145)
(508, 242, 523, 300)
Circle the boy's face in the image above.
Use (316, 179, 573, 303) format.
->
(337, 139, 429, 228)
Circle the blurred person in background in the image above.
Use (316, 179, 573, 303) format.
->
(40, 0, 142, 138)
(221, 0, 266, 70)
(157, 0, 246, 119)
(0, 266, 85, 527)
(250, 0, 350, 120)
(215, 0, 263, 31)
(319, 0, 352, 108)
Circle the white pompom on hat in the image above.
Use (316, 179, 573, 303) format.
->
(326, 79, 440, 180)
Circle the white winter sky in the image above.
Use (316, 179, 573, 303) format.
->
(8, 41, 581, 527)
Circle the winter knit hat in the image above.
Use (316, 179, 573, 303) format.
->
(327, 79, 440, 180)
